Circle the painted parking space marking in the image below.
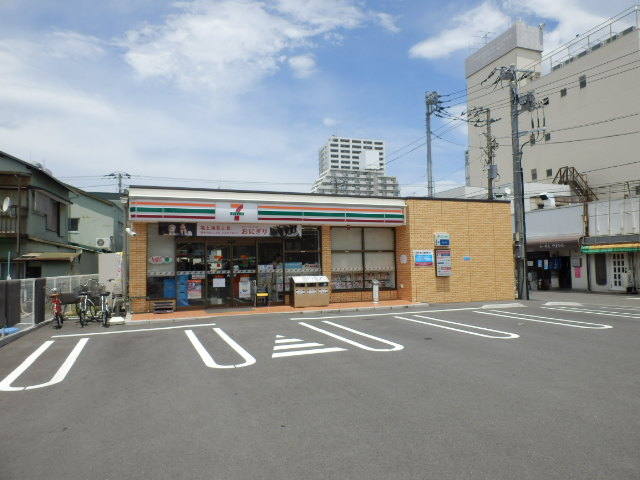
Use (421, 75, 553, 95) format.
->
(52, 322, 217, 338)
(476, 309, 612, 329)
(186, 328, 256, 369)
(394, 315, 519, 339)
(299, 321, 404, 351)
(288, 303, 525, 322)
(542, 306, 640, 320)
(0, 338, 89, 392)
(272, 334, 346, 358)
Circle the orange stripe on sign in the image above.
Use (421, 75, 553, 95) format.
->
(132, 201, 216, 207)
(257, 205, 403, 213)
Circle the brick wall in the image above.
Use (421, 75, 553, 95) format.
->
(128, 222, 148, 314)
(396, 199, 515, 303)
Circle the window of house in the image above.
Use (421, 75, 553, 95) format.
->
(34, 191, 61, 233)
(68, 218, 79, 231)
(531, 169, 538, 181)
(595, 254, 607, 285)
(546, 168, 553, 178)
(545, 133, 551, 142)
(331, 227, 396, 291)
(560, 88, 567, 97)
(579, 75, 587, 88)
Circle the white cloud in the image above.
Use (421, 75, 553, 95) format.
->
(375, 13, 400, 33)
(409, 1, 511, 59)
(323, 117, 338, 127)
(409, 0, 634, 60)
(288, 54, 316, 78)
(121, 0, 387, 95)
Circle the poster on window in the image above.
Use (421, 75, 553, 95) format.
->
(436, 250, 452, 277)
(187, 279, 202, 299)
(239, 279, 252, 298)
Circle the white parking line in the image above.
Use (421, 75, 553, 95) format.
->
(299, 321, 404, 351)
(52, 322, 217, 338)
(185, 328, 256, 369)
(476, 310, 612, 329)
(0, 338, 89, 392)
(394, 315, 519, 339)
(542, 306, 640, 319)
(289, 304, 524, 321)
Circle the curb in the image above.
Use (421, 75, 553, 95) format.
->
(0, 320, 54, 348)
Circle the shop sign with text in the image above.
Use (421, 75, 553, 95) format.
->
(414, 250, 434, 267)
(436, 249, 452, 276)
(197, 223, 270, 237)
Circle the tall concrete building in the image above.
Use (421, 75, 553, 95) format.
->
(312, 136, 400, 196)
(462, 7, 640, 295)
(465, 8, 640, 196)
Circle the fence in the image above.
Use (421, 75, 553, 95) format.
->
(1, 274, 98, 332)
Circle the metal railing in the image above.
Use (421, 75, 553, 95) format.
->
(15, 274, 99, 326)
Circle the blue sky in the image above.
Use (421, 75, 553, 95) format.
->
(0, 0, 633, 195)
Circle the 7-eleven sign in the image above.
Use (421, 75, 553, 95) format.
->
(218, 202, 258, 223)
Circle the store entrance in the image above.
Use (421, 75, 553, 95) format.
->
(206, 240, 257, 308)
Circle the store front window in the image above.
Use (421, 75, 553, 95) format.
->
(331, 227, 396, 290)
(146, 224, 321, 308)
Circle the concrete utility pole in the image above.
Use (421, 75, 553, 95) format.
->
(105, 172, 131, 194)
(485, 108, 496, 200)
(425, 91, 441, 197)
(498, 65, 537, 300)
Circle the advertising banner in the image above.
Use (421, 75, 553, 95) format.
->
(197, 223, 271, 237)
(414, 250, 434, 267)
(436, 249, 452, 276)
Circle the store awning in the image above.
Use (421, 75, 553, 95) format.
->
(15, 252, 80, 262)
(581, 243, 640, 254)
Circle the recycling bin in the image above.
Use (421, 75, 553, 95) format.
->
(290, 276, 330, 308)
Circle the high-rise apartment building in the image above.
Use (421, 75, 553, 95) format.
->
(312, 136, 400, 197)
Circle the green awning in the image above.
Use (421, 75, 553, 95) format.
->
(581, 243, 640, 254)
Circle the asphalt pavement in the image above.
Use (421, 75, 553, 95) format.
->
(1, 291, 639, 479)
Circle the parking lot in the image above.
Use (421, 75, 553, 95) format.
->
(1, 293, 639, 479)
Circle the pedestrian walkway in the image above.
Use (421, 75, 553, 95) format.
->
(129, 299, 423, 323)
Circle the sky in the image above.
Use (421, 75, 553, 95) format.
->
(0, 0, 634, 196)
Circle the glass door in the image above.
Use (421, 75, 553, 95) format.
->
(231, 243, 257, 306)
(207, 243, 232, 306)
(175, 241, 206, 307)
(257, 241, 284, 304)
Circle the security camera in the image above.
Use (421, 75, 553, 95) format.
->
(125, 227, 137, 237)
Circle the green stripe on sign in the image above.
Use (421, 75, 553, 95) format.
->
(346, 213, 386, 218)
(258, 210, 304, 216)
(384, 214, 404, 219)
(303, 212, 346, 218)
(132, 207, 215, 214)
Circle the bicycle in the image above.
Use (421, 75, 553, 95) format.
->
(49, 289, 64, 329)
(75, 284, 97, 327)
(97, 290, 111, 328)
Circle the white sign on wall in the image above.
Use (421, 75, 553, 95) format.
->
(216, 203, 259, 223)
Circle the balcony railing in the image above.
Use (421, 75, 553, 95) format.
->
(0, 206, 28, 235)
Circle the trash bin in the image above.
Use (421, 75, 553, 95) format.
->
(290, 276, 330, 308)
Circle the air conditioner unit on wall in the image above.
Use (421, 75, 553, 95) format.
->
(96, 237, 113, 250)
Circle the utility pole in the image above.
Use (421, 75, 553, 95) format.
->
(105, 172, 131, 194)
(425, 91, 441, 197)
(485, 108, 496, 200)
(497, 65, 539, 300)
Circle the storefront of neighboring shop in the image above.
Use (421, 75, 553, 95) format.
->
(125, 187, 515, 314)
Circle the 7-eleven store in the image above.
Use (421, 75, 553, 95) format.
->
(125, 186, 515, 313)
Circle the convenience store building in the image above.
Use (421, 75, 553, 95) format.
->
(125, 186, 515, 313)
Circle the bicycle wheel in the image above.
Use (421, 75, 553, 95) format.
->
(102, 308, 110, 327)
(86, 299, 97, 321)
(75, 302, 85, 327)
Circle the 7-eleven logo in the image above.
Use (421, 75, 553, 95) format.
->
(230, 204, 244, 221)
